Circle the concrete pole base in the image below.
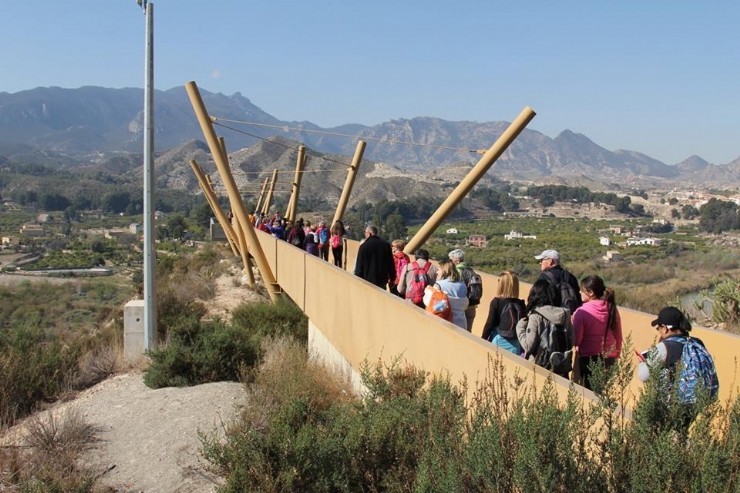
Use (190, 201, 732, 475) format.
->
(124, 300, 147, 361)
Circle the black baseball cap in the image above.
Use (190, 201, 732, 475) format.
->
(651, 306, 686, 329)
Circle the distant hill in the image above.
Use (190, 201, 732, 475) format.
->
(0, 86, 738, 188)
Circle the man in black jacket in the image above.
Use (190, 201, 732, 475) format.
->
(535, 249, 582, 314)
(354, 226, 395, 289)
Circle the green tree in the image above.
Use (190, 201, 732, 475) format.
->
(102, 191, 132, 213)
(165, 214, 188, 240)
(190, 202, 213, 231)
(699, 198, 739, 233)
(384, 213, 408, 241)
(682, 204, 700, 220)
(614, 196, 632, 214)
(41, 193, 71, 211)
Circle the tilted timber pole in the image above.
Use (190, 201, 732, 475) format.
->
(192, 162, 255, 289)
(332, 140, 366, 226)
(185, 81, 279, 302)
(403, 107, 536, 256)
(287, 145, 306, 222)
(211, 132, 256, 287)
(262, 169, 279, 216)
(189, 161, 239, 257)
(205, 173, 255, 285)
(254, 177, 269, 216)
(204, 173, 241, 256)
(230, 214, 256, 286)
(214, 135, 256, 283)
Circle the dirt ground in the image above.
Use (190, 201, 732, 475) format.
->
(68, 374, 243, 493)
(2, 271, 265, 492)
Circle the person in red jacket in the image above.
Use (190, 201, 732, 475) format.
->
(390, 239, 410, 297)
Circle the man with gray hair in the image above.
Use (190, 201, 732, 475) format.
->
(535, 249, 581, 314)
(448, 248, 483, 331)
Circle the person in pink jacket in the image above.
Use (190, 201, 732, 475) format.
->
(572, 275, 623, 390)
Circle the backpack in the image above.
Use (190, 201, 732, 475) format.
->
(531, 309, 573, 375)
(461, 267, 483, 305)
(426, 288, 452, 321)
(330, 234, 341, 249)
(317, 227, 329, 245)
(394, 252, 409, 286)
(663, 336, 719, 405)
(496, 299, 525, 339)
(543, 270, 579, 314)
(290, 231, 303, 247)
(406, 261, 431, 305)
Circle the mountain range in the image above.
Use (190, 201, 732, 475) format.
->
(0, 86, 738, 189)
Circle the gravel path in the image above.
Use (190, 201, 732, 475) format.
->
(49, 373, 245, 493)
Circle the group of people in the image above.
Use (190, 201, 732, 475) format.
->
(479, 248, 719, 429)
(480, 249, 620, 389)
(254, 211, 346, 267)
(267, 219, 720, 427)
(354, 229, 483, 332)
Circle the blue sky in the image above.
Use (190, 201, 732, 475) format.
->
(2, 1, 739, 165)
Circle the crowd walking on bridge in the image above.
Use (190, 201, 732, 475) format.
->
(253, 213, 719, 430)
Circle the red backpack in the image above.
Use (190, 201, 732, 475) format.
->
(393, 251, 409, 286)
(406, 261, 431, 304)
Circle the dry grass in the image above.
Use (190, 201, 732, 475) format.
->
(25, 408, 100, 454)
(74, 346, 121, 390)
(0, 408, 104, 491)
(234, 336, 353, 434)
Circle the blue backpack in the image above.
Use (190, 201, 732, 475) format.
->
(664, 335, 719, 405)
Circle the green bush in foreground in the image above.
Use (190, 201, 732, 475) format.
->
(144, 297, 307, 388)
(0, 324, 81, 426)
(203, 339, 740, 493)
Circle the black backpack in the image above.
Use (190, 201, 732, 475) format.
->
(496, 299, 524, 339)
(461, 267, 483, 306)
(543, 270, 579, 314)
(530, 309, 573, 375)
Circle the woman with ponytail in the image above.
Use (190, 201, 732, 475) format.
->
(572, 275, 623, 390)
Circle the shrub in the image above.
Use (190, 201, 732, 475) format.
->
(203, 342, 740, 492)
(711, 278, 740, 332)
(73, 345, 120, 389)
(0, 409, 101, 492)
(0, 325, 81, 426)
(25, 408, 100, 454)
(144, 297, 307, 388)
(230, 297, 308, 344)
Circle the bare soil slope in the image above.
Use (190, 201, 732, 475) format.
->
(2, 271, 259, 492)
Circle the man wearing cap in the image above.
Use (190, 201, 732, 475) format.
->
(637, 306, 719, 431)
(535, 249, 581, 314)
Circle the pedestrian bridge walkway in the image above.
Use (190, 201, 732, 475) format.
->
(255, 231, 740, 407)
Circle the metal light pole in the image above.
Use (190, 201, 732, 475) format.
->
(140, 0, 156, 349)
